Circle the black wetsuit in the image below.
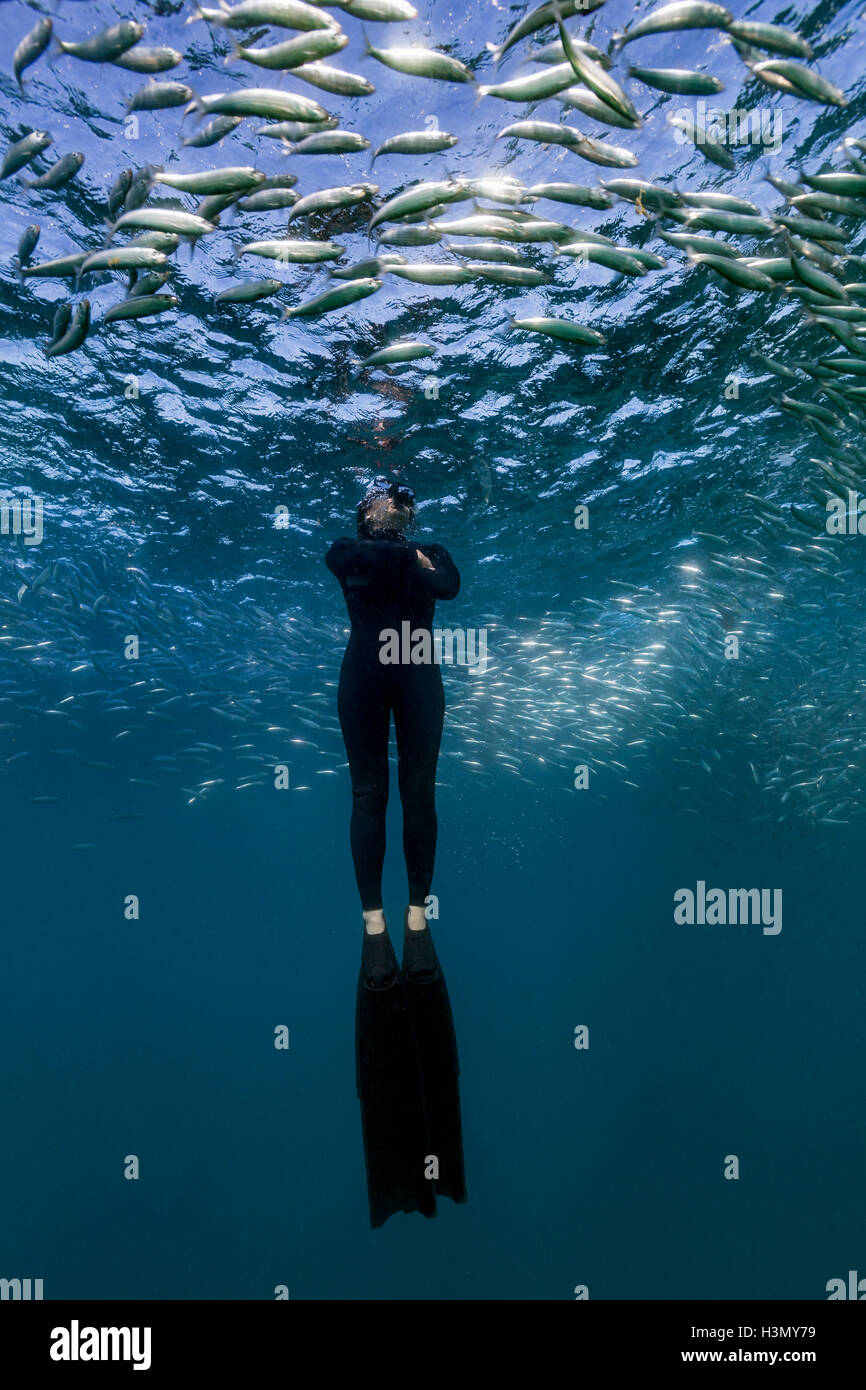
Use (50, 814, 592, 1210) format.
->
(326, 533, 460, 912)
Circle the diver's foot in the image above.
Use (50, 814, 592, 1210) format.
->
(360, 924, 399, 990)
(403, 908, 438, 982)
(406, 904, 427, 932)
(363, 908, 386, 936)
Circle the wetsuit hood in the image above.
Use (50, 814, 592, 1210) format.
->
(357, 479, 416, 539)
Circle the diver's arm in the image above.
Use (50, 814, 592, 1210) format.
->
(325, 536, 415, 582)
(414, 544, 461, 600)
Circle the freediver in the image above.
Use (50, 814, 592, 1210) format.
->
(325, 479, 467, 1226)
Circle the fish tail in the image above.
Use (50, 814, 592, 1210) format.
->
(362, 26, 374, 59)
(13, 256, 24, 285)
(225, 40, 243, 67)
(485, 41, 503, 69)
(473, 85, 486, 110)
(182, 93, 203, 124)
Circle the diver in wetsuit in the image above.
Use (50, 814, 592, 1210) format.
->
(326, 479, 460, 934)
(326, 479, 466, 1226)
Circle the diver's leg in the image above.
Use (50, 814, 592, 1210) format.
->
(338, 650, 390, 926)
(393, 666, 445, 915)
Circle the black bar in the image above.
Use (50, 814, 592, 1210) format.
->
(1, 1300, 862, 1374)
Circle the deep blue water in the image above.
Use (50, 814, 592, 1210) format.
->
(1, 0, 865, 1299)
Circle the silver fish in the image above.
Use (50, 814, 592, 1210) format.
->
(15, 224, 41, 269)
(288, 183, 377, 220)
(364, 36, 474, 83)
(44, 300, 90, 357)
(187, 1, 336, 31)
(104, 295, 179, 322)
(128, 82, 195, 112)
(282, 277, 382, 317)
(238, 238, 344, 262)
(113, 46, 184, 73)
(110, 209, 217, 239)
(58, 20, 144, 63)
(154, 167, 265, 195)
(183, 116, 245, 147)
(230, 30, 348, 70)
(290, 130, 371, 154)
(1, 130, 52, 180)
(216, 278, 284, 302)
(372, 131, 458, 162)
(187, 88, 330, 123)
(290, 63, 375, 97)
(24, 152, 84, 189)
(616, 2, 733, 46)
(510, 315, 606, 346)
(21, 253, 87, 279)
(13, 17, 53, 89)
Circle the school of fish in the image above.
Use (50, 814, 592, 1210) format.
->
(2, 0, 866, 838)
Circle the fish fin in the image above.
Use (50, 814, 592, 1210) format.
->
(225, 39, 243, 67)
(362, 26, 374, 58)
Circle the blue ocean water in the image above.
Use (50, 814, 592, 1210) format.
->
(1, 0, 865, 1299)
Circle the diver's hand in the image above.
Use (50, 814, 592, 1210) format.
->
(415, 549, 435, 571)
